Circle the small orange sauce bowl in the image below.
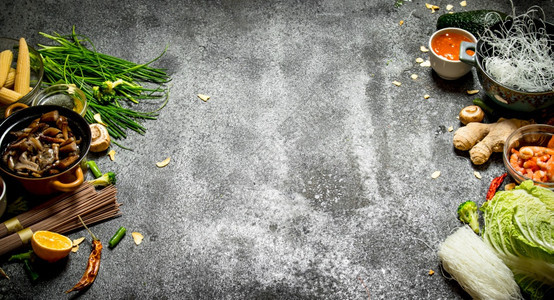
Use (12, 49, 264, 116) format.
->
(429, 28, 477, 80)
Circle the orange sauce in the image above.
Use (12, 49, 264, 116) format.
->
(431, 32, 474, 61)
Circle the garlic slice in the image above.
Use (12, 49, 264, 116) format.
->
(132, 232, 144, 245)
(108, 149, 116, 161)
(156, 157, 171, 168)
(197, 94, 210, 102)
(93, 113, 108, 126)
(72, 237, 85, 247)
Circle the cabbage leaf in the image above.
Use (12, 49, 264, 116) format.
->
(481, 180, 554, 299)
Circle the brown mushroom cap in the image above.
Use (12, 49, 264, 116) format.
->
(89, 123, 111, 152)
(459, 105, 485, 125)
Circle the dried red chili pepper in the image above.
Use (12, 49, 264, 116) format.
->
(486, 173, 508, 201)
(65, 216, 102, 293)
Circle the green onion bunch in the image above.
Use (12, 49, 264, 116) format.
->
(37, 26, 171, 140)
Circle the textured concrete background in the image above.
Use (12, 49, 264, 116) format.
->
(0, 0, 553, 299)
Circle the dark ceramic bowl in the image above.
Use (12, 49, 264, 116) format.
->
(460, 19, 554, 112)
(0, 105, 91, 195)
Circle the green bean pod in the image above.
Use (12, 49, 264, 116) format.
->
(472, 98, 495, 115)
(108, 227, 127, 248)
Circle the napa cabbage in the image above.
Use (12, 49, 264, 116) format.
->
(481, 180, 554, 299)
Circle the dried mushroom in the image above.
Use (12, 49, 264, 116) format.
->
(89, 123, 111, 152)
(459, 105, 485, 125)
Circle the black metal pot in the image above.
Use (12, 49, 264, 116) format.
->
(0, 105, 91, 195)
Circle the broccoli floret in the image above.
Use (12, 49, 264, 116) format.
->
(94, 79, 139, 104)
(88, 172, 116, 187)
(457, 200, 480, 234)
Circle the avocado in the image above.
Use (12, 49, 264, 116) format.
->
(436, 10, 509, 38)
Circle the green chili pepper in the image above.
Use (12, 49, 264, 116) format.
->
(109, 227, 127, 248)
(8, 250, 34, 262)
(472, 98, 495, 115)
(23, 260, 39, 282)
(86, 160, 103, 178)
(9, 251, 39, 281)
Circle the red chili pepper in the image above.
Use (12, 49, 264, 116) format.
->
(65, 216, 102, 293)
(65, 239, 102, 293)
(486, 173, 508, 201)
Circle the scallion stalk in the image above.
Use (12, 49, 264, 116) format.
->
(37, 26, 171, 141)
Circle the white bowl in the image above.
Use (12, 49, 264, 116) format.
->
(429, 28, 477, 80)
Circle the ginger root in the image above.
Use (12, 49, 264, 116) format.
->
(453, 118, 533, 165)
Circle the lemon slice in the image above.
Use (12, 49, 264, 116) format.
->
(31, 230, 73, 262)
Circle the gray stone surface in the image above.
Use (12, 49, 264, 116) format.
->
(0, 0, 552, 299)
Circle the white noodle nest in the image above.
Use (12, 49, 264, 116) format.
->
(480, 8, 554, 93)
(438, 226, 523, 300)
